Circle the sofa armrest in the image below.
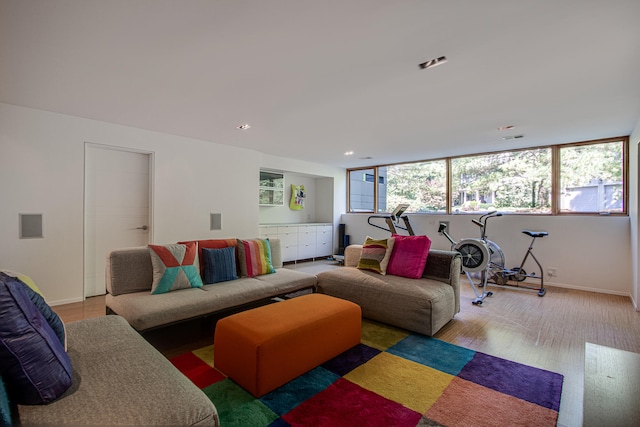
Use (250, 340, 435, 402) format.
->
(344, 245, 363, 267)
(423, 249, 461, 314)
(106, 247, 153, 296)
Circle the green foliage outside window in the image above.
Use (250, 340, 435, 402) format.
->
(451, 148, 551, 213)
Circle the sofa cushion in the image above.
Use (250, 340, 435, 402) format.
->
(0, 273, 72, 404)
(316, 267, 456, 336)
(202, 246, 238, 284)
(237, 239, 276, 278)
(357, 236, 395, 275)
(148, 243, 204, 294)
(17, 315, 219, 426)
(387, 234, 432, 279)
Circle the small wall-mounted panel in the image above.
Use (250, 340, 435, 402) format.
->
(210, 213, 222, 230)
(20, 213, 44, 239)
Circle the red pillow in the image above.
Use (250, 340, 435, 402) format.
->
(386, 234, 431, 279)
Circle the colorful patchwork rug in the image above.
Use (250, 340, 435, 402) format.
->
(170, 320, 563, 427)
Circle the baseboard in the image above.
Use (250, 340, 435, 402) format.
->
(48, 296, 85, 306)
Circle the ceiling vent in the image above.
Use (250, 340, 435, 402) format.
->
(419, 56, 448, 69)
(502, 135, 524, 140)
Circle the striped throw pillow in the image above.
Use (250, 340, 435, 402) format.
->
(237, 239, 276, 278)
(357, 236, 395, 275)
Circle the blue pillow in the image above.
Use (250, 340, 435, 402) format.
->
(0, 273, 72, 405)
(202, 246, 238, 284)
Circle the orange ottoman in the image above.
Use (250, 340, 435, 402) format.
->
(213, 293, 361, 397)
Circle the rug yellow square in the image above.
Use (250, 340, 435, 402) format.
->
(344, 351, 454, 413)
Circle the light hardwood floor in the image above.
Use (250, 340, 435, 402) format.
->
(53, 261, 640, 427)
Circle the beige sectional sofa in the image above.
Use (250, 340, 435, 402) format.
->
(316, 244, 461, 336)
(105, 238, 317, 331)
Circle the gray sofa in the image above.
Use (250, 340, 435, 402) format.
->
(316, 244, 461, 336)
(105, 238, 317, 331)
(14, 315, 218, 426)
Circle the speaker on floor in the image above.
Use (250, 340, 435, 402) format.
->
(338, 224, 346, 255)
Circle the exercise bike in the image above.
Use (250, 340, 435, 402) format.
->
(439, 211, 548, 302)
(438, 217, 496, 305)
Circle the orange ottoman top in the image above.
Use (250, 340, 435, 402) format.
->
(214, 293, 361, 397)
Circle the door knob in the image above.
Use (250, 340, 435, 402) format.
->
(136, 225, 149, 230)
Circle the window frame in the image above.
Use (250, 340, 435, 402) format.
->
(346, 136, 628, 216)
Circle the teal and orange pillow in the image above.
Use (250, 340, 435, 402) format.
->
(237, 239, 276, 278)
(357, 236, 395, 275)
(148, 242, 203, 294)
(202, 246, 238, 284)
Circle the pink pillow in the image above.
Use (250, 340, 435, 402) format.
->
(386, 234, 432, 279)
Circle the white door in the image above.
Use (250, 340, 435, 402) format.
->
(84, 144, 152, 297)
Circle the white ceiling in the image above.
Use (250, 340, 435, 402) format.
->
(2, 0, 640, 168)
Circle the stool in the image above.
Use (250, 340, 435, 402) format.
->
(213, 293, 361, 397)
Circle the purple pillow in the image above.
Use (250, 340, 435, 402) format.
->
(386, 234, 432, 279)
(0, 273, 72, 404)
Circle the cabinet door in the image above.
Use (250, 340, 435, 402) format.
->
(316, 225, 333, 257)
(259, 226, 278, 239)
(278, 226, 299, 261)
(297, 225, 317, 260)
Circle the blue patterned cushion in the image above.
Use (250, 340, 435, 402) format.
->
(202, 246, 238, 284)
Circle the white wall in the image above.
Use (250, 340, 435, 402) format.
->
(259, 153, 346, 250)
(341, 212, 632, 296)
(0, 103, 346, 305)
(259, 172, 326, 224)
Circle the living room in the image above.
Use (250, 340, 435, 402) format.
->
(1, 1, 640, 426)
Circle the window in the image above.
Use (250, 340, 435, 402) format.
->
(347, 137, 627, 215)
(259, 170, 285, 206)
(349, 168, 375, 212)
(450, 149, 551, 213)
(382, 161, 447, 213)
(559, 140, 624, 213)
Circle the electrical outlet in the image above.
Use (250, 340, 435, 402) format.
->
(547, 267, 558, 277)
(438, 221, 449, 234)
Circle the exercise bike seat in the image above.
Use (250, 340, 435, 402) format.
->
(522, 230, 548, 238)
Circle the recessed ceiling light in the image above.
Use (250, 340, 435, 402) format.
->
(419, 56, 447, 70)
(498, 125, 515, 131)
(237, 124, 251, 130)
(502, 134, 524, 140)
(359, 156, 373, 160)
(344, 151, 354, 156)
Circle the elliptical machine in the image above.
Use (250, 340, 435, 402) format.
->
(367, 203, 415, 235)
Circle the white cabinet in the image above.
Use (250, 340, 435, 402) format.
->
(259, 223, 332, 262)
(297, 225, 317, 260)
(277, 226, 299, 262)
(258, 226, 278, 240)
(316, 225, 333, 257)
